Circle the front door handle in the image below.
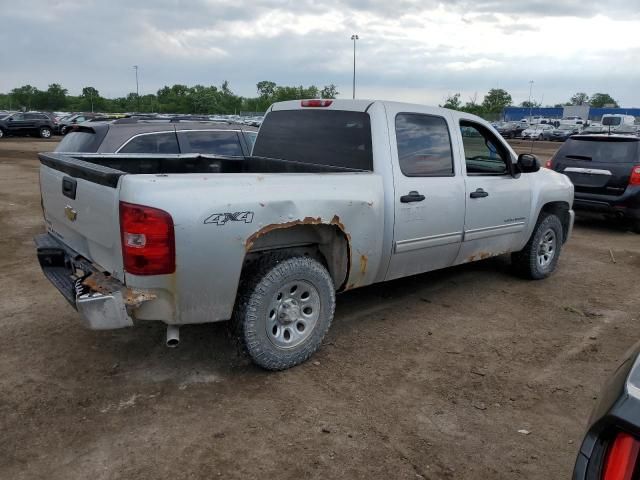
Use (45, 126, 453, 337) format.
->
(470, 188, 489, 199)
(400, 191, 426, 203)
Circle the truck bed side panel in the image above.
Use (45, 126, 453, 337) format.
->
(119, 172, 385, 324)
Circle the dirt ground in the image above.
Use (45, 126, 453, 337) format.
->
(1, 138, 639, 480)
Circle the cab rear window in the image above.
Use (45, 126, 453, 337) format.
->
(253, 110, 373, 171)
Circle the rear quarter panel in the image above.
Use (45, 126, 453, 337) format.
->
(119, 172, 385, 324)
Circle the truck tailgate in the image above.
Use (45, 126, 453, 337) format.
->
(39, 159, 124, 279)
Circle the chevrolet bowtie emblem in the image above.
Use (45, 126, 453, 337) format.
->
(64, 205, 77, 222)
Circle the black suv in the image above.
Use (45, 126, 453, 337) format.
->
(54, 117, 258, 156)
(0, 112, 56, 139)
(549, 134, 640, 232)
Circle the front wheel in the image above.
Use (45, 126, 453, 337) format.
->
(0, 129, 4, 139)
(39, 127, 52, 139)
(538, 134, 543, 140)
(233, 255, 336, 370)
(512, 213, 564, 279)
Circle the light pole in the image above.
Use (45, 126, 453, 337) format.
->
(133, 65, 140, 112)
(527, 80, 534, 122)
(351, 34, 359, 99)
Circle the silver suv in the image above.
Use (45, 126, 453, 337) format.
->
(55, 117, 258, 156)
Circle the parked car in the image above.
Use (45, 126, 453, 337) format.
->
(581, 125, 606, 134)
(573, 341, 640, 479)
(58, 113, 99, 135)
(35, 99, 574, 370)
(54, 118, 257, 156)
(560, 116, 585, 126)
(547, 124, 582, 141)
(496, 121, 522, 139)
(548, 134, 640, 233)
(522, 124, 554, 140)
(0, 112, 56, 139)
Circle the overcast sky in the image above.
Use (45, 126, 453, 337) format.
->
(2, 0, 640, 106)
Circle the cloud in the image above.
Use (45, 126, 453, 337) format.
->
(1, 0, 640, 107)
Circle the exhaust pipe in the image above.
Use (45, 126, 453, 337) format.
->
(166, 325, 180, 348)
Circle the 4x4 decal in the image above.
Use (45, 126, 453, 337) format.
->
(204, 211, 254, 226)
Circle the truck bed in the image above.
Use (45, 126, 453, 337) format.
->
(38, 152, 367, 187)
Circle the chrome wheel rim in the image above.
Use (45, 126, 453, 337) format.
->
(537, 228, 556, 268)
(266, 279, 320, 349)
(42, 129, 51, 138)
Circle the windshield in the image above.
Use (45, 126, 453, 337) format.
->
(558, 125, 574, 131)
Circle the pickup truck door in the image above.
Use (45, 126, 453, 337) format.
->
(385, 106, 466, 280)
(454, 118, 531, 264)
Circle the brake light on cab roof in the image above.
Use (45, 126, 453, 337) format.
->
(301, 100, 333, 107)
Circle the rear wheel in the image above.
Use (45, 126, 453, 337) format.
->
(233, 255, 335, 370)
(538, 134, 543, 140)
(0, 129, 4, 139)
(39, 127, 52, 139)
(512, 213, 564, 279)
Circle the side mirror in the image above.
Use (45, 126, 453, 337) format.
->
(517, 153, 541, 173)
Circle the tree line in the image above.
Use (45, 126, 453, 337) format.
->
(0, 81, 339, 114)
(0, 82, 620, 117)
(440, 89, 620, 119)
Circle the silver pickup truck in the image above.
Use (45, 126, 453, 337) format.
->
(35, 99, 574, 370)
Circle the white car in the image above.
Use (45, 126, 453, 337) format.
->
(521, 124, 553, 140)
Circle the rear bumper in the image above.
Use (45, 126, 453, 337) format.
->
(34, 233, 139, 330)
(574, 186, 640, 220)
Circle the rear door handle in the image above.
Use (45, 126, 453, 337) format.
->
(469, 188, 489, 199)
(400, 191, 426, 203)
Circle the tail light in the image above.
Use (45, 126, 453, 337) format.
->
(120, 201, 175, 275)
(301, 99, 333, 107)
(629, 165, 640, 186)
(602, 432, 640, 480)
(545, 158, 553, 169)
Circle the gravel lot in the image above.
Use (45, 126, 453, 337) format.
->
(1, 138, 639, 480)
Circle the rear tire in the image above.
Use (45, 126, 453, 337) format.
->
(512, 213, 564, 280)
(232, 255, 336, 370)
(0, 129, 4, 139)
(39, 127, 52, 139)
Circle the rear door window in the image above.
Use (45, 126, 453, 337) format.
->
(253, 110, 373, 170)
(118, 132, 180, 154)
(179, 130, 243, 156)
(395, 113, 454, 176)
